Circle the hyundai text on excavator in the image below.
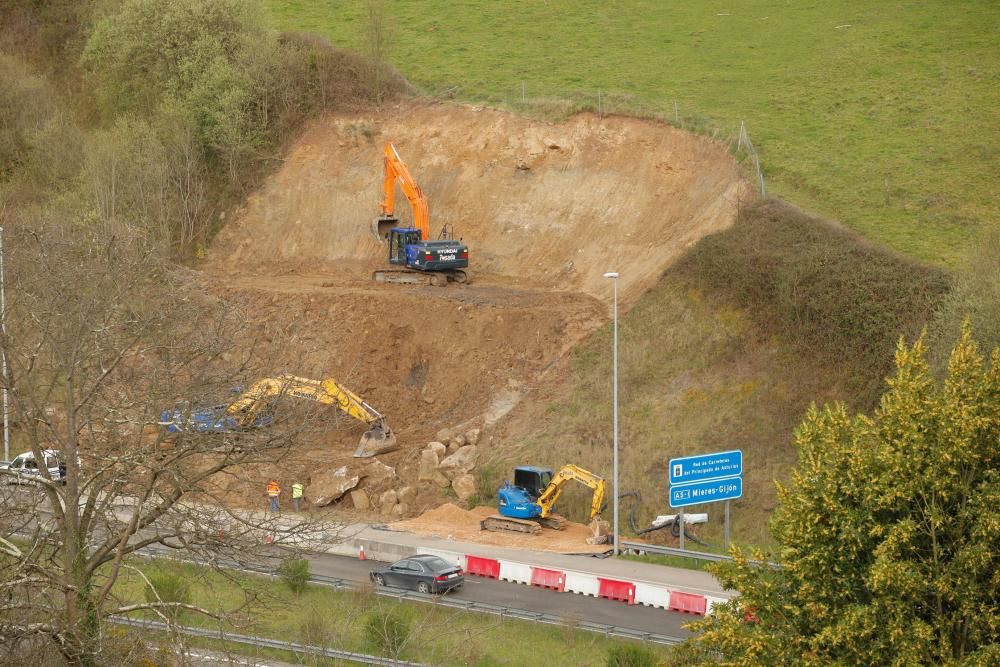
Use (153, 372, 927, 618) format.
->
(481, 464, 608, 537)
(160, 375, 397, 457)
(371, 143, 470, 286)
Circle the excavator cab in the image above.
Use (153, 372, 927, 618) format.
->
(513, 466, 553, 500)
(387, 228, 423, 266)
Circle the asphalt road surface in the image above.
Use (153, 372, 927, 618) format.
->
(304, 552, 698, 639)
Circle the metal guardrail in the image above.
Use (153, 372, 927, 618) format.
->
(109, 615, 428, 667)
(621, 542, 732, 563)
(621, 541, 780, 569)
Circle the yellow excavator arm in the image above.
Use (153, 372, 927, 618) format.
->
(227, 375, 397, 457)
(536, 464, 607, 519)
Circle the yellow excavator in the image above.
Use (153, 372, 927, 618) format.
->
(481, 464, 608, 536)
(160, 375, 397, 457)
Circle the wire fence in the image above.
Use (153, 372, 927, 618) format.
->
(437, 81, 768, 198)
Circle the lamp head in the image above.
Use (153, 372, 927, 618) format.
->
(603, 272, 619, 279)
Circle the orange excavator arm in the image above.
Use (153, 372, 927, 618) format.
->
(379, 143, 430, 241)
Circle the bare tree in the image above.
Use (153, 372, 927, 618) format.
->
(0, 220, 332, 665)
(365, 0, 391, 105)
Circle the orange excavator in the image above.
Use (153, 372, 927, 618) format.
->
(371, 143, 471, 286)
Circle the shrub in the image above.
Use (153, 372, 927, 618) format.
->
(143, 567, 191, 622)
(673, 198, 950, 407)
(364, 610, 411, 657)
(277, 557, 310, 595)
(606, 644, 659, 667)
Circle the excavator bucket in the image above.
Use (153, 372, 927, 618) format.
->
(372, 215, 399, 242)
(354, 421, 398, 458)
(587, 517, 610, 545)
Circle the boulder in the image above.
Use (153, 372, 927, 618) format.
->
(446, 439, 462, 455)
(465, 428, 481, 446)
(379, 489, 398, 509)
(398, 486, 417, 505)
(434, 471, 451, 488)
(438, 445, 478, 481)
(390, 503, 409, 518)
(418, 449, 440, 482)
(308, 466, 360, 507)
(350, 490, 370, 511)
(362, 459, 396, 485)
(426, 441, 447, 457)
(452, 474, 476, 501)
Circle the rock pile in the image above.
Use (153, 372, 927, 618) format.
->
(305, 458, 397, 508)
(419, 427, 481, 501)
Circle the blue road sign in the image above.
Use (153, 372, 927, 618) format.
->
(669, 477, 743, 508)
(669, 450, 742, 486)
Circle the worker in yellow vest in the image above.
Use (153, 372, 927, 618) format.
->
(292, 482, 304, 512)
(267, 479, 281, 512)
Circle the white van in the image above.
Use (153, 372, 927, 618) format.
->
(1, 450, 66, 485)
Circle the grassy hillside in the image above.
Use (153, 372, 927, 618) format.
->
(265, 0, 999, 267)
(490, 201, 948, 547)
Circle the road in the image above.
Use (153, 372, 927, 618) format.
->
(20, 493, 701, 641)
(302, 552, 698, 639)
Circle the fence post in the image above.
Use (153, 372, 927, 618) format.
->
(738, 120, 766, 198)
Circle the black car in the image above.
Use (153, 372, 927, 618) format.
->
(370, 554, 464, 594)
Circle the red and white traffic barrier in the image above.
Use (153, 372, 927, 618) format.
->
(598, 577, 636, 604)
(412, 547, 713, 616)
(530, 566, 566, 592)
(464, 555, 500, 579)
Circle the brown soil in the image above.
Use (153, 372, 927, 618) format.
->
(392, 503, 612, 554)
(200, 100, 746, 523)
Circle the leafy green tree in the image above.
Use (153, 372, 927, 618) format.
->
(80, 0, 275, 163)
(689, 325, 1000, 665)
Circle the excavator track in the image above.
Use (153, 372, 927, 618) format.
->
(373, 269, 469, 286)
(537, 514, 567, 531)
(480, 515, 542, 535)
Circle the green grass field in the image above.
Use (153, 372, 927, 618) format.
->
(265, 0, 999, 267)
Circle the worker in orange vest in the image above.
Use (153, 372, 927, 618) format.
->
(267, 479, 281, 512)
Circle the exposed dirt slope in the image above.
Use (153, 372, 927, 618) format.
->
(202, 101, 745, 513)
(211, 100, 745, 306)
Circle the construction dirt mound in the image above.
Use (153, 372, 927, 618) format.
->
(201, 100, 746, 517)
(392, 503, 611, 554)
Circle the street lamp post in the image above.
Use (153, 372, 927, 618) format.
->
(603, 271, 620, 556)
(0, 226, 8, 464)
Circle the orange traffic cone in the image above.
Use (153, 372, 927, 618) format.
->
(359, 544, 366, 561)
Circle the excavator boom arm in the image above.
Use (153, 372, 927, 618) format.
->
(536, 464, 607, 519)
(227, 375, 385, 427)
(380, 143, 430, 240)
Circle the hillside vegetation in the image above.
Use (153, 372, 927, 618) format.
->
(266, 0, 999, 268)
(493, 200, 949, 546)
